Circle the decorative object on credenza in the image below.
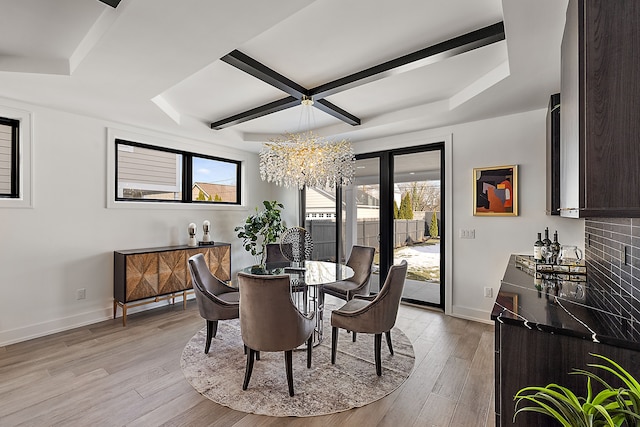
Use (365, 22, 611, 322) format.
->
(199, 220, 214, 245)
(202, 220, 211, 242)
(188, 222, 198, 247)
(235, 200, 286, 266)
(473, 165, 518, 216)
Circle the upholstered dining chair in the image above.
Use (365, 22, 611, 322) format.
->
(265, 243, 290, 264)
(322, 245, 376, 303)
(279, 227, 313, 262)
(188, 253, 240, 354)
(266, 242, 306, 301)
(237, 272, 315, 396)
(330, 260, 408, 376)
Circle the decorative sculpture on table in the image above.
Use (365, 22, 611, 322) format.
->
(280, 227, 313, 262)
(188, 222, 198, 247)
(201, 220, 213, 244)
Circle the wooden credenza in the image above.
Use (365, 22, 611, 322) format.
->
(113, 243, 231, 326)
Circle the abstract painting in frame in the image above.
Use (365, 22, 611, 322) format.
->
(473, 165, 518, 216)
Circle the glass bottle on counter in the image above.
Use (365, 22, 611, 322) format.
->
(551, 231, 561, 264)
(543, 227, 552, 248)
(534, 233, 544, 261)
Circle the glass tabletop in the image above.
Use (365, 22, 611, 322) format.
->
(241, 260, 354, 286)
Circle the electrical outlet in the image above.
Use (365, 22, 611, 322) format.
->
(76, 288, 86, 300)
(484, 287, 493, 298)
(459, 229, 476, 239)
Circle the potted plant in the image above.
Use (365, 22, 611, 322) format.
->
(514, 353, 640, 427)
(235, 200, 286, 268)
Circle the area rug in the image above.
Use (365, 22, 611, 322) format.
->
(180, 308, 415, 417)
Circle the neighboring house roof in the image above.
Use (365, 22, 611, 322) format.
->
(192, 182, 236, 202)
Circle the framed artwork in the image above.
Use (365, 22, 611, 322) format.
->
(473, 165, 518, 216)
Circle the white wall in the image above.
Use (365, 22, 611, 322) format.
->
(0, 98, 299, 346)
(355, 109, 585, 322)
(0, 99, 585, 345)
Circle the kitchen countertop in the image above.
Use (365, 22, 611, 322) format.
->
(491, 254, 640, 351)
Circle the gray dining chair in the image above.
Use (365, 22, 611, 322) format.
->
(265, 242, 290, 264)
(330, 260, 408, 376)
(238, 271, 315, 396)
(188, 253, 240, 354)
(322, 245, 376, 302)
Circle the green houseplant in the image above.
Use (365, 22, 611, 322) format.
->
(514, 353, 640, 427)
(234, 200, 286, 267)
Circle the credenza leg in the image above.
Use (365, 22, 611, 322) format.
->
(122, 304, 127, 327)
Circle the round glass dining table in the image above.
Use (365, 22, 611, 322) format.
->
(240, 260, 354, 346)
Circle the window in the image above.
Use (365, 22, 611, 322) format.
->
(115, 139, 240, 204)
(191, 156, 239, 203)
(0, 117, 19, 198)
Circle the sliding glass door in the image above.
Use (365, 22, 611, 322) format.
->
(392, 150, 442, 306)
(345, 157, 381, 292)
(342, 143, 444, 308)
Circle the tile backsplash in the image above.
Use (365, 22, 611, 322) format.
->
(584, 218, 640, 340)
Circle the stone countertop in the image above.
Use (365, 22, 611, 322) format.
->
(491, 254, 640, 351)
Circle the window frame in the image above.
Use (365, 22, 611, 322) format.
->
(0, 106, 32, 209)
(0, 116, 19, 198)
(114, 138, 241, 205)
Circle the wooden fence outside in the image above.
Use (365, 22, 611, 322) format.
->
(305, 212, 440, 260)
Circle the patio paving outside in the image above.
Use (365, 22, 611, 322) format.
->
(371, 239, 441, 305)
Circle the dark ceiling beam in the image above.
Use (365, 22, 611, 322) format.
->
(221, 50, 308, 99)
(310, 22, 505, 99)
(210, 21, 504, 130)
(210, 96, 299, 130)
(213, 52, 362, 129)
(314, 99, 360, 126)
(98, 0, 122, 8)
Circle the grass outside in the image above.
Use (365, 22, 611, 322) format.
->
(373, 238, 440, 282)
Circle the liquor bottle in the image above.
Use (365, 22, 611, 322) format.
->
(543, 227, 552, 248)
(534, 233, 544, 261)
(551, 230, 561, 264)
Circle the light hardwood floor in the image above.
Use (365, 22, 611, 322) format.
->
(0, 297, 495, 426)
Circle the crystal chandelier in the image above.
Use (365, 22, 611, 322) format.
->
(259, 97, 355, 189)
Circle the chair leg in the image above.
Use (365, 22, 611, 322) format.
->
(307, 335, 313, 369)
(374, 333, 382, 376)
(352, 331, 357, 342)
(205, 320, 218, 354)
(242, 348, 255, 390)
(385, 330, 394, 355)
(303, 286, 308, 311)
(285, 350, 294, 396)
(331, 327, 338, 364)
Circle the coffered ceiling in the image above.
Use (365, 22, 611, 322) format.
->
(0, 0, 568, 152)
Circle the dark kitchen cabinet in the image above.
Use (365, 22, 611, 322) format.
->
(560, 0, 640, 218)
(493, 256, 640, 426)
(546, 93, 560, 216)
(495, 322, 639, 427)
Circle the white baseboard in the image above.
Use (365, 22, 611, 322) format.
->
(0, 307, 112, 347)
(450, 304, 494, 325)
(0, 294, 197, 347)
